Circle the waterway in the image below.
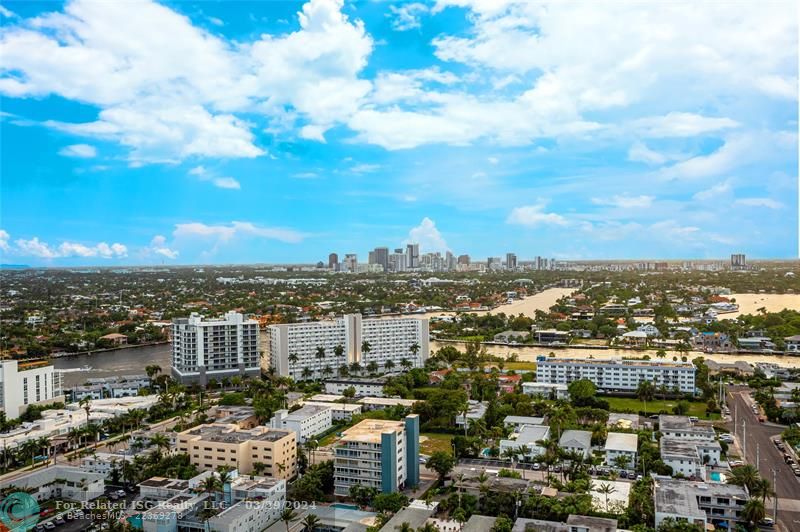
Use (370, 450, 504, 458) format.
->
(54, 343, 172, 387)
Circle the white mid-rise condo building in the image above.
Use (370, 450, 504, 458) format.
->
(0, 359, 63, 420)
(171, 311, 260, 385)
(535, 357, 696, 394)
(265, 314, 428, 380)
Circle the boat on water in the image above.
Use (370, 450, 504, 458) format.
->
(57, 364, 93, 373)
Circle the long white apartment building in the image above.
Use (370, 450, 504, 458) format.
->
(171, 311, 260, 385)
(270, 404, 333, 443)
(265, 314, 429, 380)
(0, 359, 63, 420)
(535, 357, 696, 394)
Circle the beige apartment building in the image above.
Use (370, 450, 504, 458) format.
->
(176, 423, 296, 479)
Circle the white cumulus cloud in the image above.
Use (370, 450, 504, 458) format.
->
(506, 203, 567, 227)
(406, 217, 449, 253)
(59, 144, 97, 158)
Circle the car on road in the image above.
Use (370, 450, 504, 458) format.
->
(719, 434, 734, 443)
(532, 463, 541, 470)
(759, 517, 774, 527)
(729, 460, 744, 467)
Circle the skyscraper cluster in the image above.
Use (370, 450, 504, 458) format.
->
(326, 246, 559, 273)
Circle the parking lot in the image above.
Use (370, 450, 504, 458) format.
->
(34, 486, 139, 532)
(458, 458, 640, 480)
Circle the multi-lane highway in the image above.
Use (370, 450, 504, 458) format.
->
(727, 387, 800, 531)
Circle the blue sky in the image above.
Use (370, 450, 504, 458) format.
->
(0, 0, 797, 266)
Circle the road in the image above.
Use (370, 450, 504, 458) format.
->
(727, 387, 800, 531)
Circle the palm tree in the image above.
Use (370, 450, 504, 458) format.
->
(751, 477, 775, 504)
(79, 397, 92, 429)
(597, 482, 616, 511)
(409, 342, 420, 363)
(349, 362, 362, 375)
(280, 508, 297, 532)
(729, 464, 760, 492)
(400, 358, 413, 370)
(361, 341, 371, 357)
(149, 434, 170, 454)
(338, 365, 350, 377)
(302, 514, 320, 532)
(384, 360, 395, 372)
(322, 365, 334, 378)
(288, 353, 299, 366)
(395, 523, 413, 532)
(201, 475, 220, 501)
(305, 438, 319, 465)
(366, 361, 379, 375)
(333, 344, 345, 360)
(742, 498, 766, 527)
(145, 365, 162, 389)
(316, 346, 326, 361)
(301, 367, 313, 380)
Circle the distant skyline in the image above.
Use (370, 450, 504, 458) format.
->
(0, 0, 798, 266)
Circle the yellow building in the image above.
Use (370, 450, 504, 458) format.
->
(176, 424, 296, 479)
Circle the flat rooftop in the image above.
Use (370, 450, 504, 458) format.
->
(182, 424, 293, 443)
(286, 404, 332, 419)
(340, 419, 405, 444)
(605, 432, 638, 452)
(538, 357, 694, 369)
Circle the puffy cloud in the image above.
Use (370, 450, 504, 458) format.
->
(506, 203, 567, 226)
(0, 0, 372, 161)
(632, 113, 739, 138)
(627, 142, 667, 165)
(591, 194, 655, 209)
(734, 197, 784, 209)
(211, 177, 241, 190)
(173, 221, 306, 244)
(406, 217, 449, 252)
(388, 3, 428, 31)
(0, 229, 10, 252)
(58, 144, 97, 158)
(148, 235, 179, 259)
(12, 237, 127, 259)
(692, 181, 731, 201)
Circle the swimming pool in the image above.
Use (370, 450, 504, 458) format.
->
(710, 472, 725, 482)
(331, 503, 360, 510)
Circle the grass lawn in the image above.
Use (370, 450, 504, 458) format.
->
(502, 361, 538, 371)
(420, 432, 454, 455)
(604, 396, 719, 419)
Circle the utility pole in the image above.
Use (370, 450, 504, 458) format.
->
(773, 468, 778, 523)
(734, 404, 738, 436)
(742, 419, 747, 460)
(757, 443, 760, 472)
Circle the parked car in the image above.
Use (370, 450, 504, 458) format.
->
(54, 518, 66, 526)
(759, 517, 775, 527)
(44, 523, 55, 530)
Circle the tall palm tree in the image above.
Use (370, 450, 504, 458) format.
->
(301, 514, 319, 532)
(280, 508, 297, 532)
(322, 365, 334, 378)
(301, 367, 313, 380)
(597, 482, 616, 511)
(366, 361, 379, 375)
(79, 397, 92, 430)
(384, 360, 395, 371)
(751, 477, 775, 504)
(742, 498, 766, 527)
(333, 344, 345, 360)
(149, 434, 170, 454)
(145, 365, 162, 390)
(349, 362, 362, 375)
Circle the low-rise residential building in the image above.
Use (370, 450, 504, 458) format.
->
(606, 413, 639, 431)
(522, 382, 569, 400)
(786, 335, 800, 353)
(270, 404, 332, 443)
(333, 415, 420, 496)
(503, 416, 546, 431)
(532, 329, 570, 345)
(536, 358, 696, 394)
(324, 377, 388, 397)
(0, 465, 104, 502)
(658, 415, 716, 440)
(493, 330, 530, 343)
(357, 397, 419, 411)
(620, 330, 648, 347)
(499, 424, 549, 461)
(140, 470, 286, 532)
(738, 336, 777, 352)
(301, 401, 362, 421)
(176, 424, 296, 478)
(693, 332, 734, 353)
(455, 400, 487, 428)
(660, 438, 721, 479)
(654, 478, 748, 531)
(559, 430, 592, 459)
(604, 432, 638, 469)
